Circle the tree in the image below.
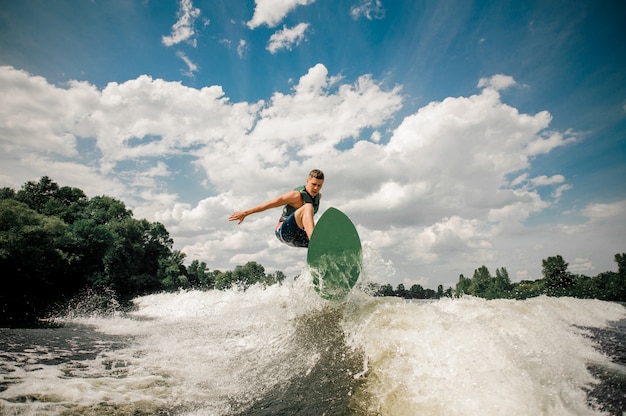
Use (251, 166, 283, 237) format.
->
(395, 283, 407, 298)
(490, 267, 512, 298)
(616, 253, 626, 299)
(437, 284, 444, 298)
(236, 261, 266, 288)
(409, 284, 425, 299)
(64, 218, 115, 291)
(455, 274, 472, 297)
(0, 199, 69, 320)
(86, 195, 133, 224)
(378, 284, 394, 297)
(471, 265, 492, 297)
(159, 250, 188, 291)
(45, 185, 88, 223)
(214, 261, 269, 290)
(264, 270, 286, 286)
(187, 259, 212, 288)
(0, 187, 16, 199)
(215, 270, 235, 290)
(101, 218, 170, 295)
(615, 253, 626, 276)
(16, 176, 60, 212)
(542, 255, 573, 295)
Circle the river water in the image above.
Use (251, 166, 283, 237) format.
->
(1, 273, 625, 415)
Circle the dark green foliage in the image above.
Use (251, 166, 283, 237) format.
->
(214, 261, 281, 290)
(543, 255, 573, 296)
(0, 199, 70, 320)
(3, 177, 623, 322)
(372, 282, 445, 299)
(0, 177, 289, 324)
(449, 254, 626, 301)
(186, 259, 214, 288)
(375, 253, 625, 301)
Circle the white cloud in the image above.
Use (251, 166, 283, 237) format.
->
(162, 0, 201, 47)
(237, 40, 247, 58)
(582, 200, 626, 222)
(530, 174, 564, 186)
(526, 130, 577, 156)
(351, 0, 385, 20)
(3, 65, 619, 288)
(477, 74, 517, 91)
(176, 51, 199, 77)
(267, 23, 309, 54)
(551, 184, 572, 201)
(247, 0, 316, 29)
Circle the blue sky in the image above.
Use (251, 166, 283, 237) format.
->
(1, 0, 625, 289)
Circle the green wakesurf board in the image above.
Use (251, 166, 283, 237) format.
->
(307, 207, 362, 300)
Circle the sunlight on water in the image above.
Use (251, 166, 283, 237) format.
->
(342, 296, 625, 415)
(1, 255, 625, 415)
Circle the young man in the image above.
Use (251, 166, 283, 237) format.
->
(228, 169, 324, 247)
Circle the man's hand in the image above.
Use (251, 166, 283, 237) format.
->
(228, 211, 247, 224)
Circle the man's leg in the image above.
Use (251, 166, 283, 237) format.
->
(294, 203, 315, 240)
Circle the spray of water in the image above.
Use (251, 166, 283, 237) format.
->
(1, 248, 625, 415)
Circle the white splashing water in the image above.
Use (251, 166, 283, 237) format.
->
(1, 264, 624, 415)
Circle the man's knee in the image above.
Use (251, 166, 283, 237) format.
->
(295, 203, 313, 216)
(294, 204, 313, 228)
(301, 203, 314, 214)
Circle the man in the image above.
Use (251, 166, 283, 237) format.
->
(229, 169, 324, 247)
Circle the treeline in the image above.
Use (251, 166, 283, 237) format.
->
(454, 254, 626, 301)
(2, 177, 624, 323)
(370, 254, 626, 301)
(372, 282, 453, 299)
(0, 177, 284, 324)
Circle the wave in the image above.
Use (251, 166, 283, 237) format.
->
(1, 273, 625, 415)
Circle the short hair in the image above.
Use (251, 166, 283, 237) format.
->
(308, 169, 324, 180)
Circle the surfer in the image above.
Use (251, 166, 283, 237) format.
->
(229, 169, 324, 248)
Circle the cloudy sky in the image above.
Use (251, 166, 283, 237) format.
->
(1, 0, 625, 289)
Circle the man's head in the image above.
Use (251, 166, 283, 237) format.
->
(308, 169, 324, 180)
(306, 169, 324, 196)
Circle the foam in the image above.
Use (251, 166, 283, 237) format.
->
(1, 271, 624, 415)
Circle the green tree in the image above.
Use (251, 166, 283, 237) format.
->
(63, 218, 115, 292)
(237, 261, 266, 288)
(423, 288, 437, 299)
(214, 261, 268, 290)
(395, 283, 407, 298)
(437, 284, 444, 298)
(378, 283, 394, 297)
(615, 253, 626, 275)
(616, 253, 626, 299)
(490, 267, 512, 298)
(455, 274, 472, 297)
(409, 284, 425, 299)
(46, 185, 88, 223)
(215, 270, 235, 290)
(16, 176, 60, 212)
(471, 265, 492, 297)
(0, 187, 16, 199)
(512, 280, 545, 299)
(187, 259, 212, 288)
(101, 218, 171, 295)
(264, 270, 287, 286)
(86, 195, 133, 224)
(0, 199, 69, 320)
(159, 250, 188, 291)
(542, 255, 573, 296)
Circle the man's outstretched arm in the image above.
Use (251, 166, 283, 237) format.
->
(229, 190, 302, 224)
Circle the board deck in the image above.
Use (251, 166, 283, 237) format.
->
(307, 207, 362, 300)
